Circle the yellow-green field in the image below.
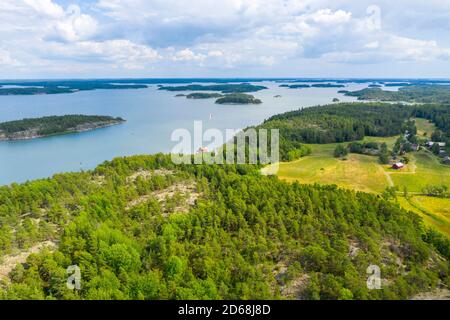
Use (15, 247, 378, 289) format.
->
(262, 137, 397, 193)
(262, 134, 450, 236)
(414, 118, 436, 137)
(389, 151, 450, 192)
(268, 152, 390, 193)
(398, 196, 450, 236)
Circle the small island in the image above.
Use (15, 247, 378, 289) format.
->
(0, 80, 149, 95)
(158, 83, 267, 93)
(215, 93, 262, 105)
(280, 84, 310, 89)
(311, 83, 346, 88)
(0, 115, 125, 141)
(186, 93, 223, 99)
(384, 82, 412, 87)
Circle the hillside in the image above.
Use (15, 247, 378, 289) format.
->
(344, 85, 450, 104)
(0, 154, 448, 300)
(259, 104, 450, 238)
(256, 102, 449, 161)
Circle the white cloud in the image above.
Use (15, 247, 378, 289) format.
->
(171, 48, 206, 62)
(384, 36, 450, 61)
(309, 9, 352, 25)
(1, 0, 450, 77)
(46, 40, 160, 69)
(24, 0, 64, 18)
(365, 41, 379, 49)
(47, 5, 99, 42)
(0, 49, 22, 66)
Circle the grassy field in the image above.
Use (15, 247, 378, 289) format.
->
(414, 118, 436, 137)
(398, 196, 450, 236)
(262, 137, 396, 193)
(262, 134, 450, 236)
(269, 152, 390, 193)
(389, 150, 450, 192)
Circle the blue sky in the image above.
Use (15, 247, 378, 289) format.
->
(1, 0, 450, 78)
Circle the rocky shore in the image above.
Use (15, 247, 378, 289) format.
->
(0, 119, 125, 141)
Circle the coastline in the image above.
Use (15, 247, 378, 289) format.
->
(0, 119, 126, 142)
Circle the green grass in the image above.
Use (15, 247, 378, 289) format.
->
(414, 118, 437, 137)
(262, 135, 450, 236)
(264, 138, 450, 194)
(398, 196, 450, 236)
(389, 150, 450, 192)
(270, 154, 390, 193)
(262, 137, 397, 193)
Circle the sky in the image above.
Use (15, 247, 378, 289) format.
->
(1, 0, 450, 79)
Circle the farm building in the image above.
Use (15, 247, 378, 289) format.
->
(197, 146, 209, 153)
(392, 162, 405, 169)
(426, 141, 446, 148)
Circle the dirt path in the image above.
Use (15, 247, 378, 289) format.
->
(0, 241, 57, 281)
(411, 288, 450, 300)
(382, 170, 394, 187)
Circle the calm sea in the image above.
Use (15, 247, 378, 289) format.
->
(0, 81, 364, 185)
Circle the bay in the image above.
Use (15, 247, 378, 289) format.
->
(0, 81, 363, 185)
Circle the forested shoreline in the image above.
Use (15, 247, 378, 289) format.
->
(344, 85, 450, 104)
(0, 100, 448, 300)
(0, 115, 125, 141)
(255, 103, 449, 161)
(0, 154, 448, 299)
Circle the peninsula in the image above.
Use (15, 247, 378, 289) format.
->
(0, 115, 125, 141)
(158, 83, 267, 93)
(186, 93, 223, 99)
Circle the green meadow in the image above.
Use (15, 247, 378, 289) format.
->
(262, 137, 397, 193)
(262, 132, 450, 236)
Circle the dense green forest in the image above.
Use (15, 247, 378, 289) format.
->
(0, 115, 125, 139)
(0, 154, 448, 300)
(345, 85, 450, 104)
(0, 83, 148, 95)
(158, 83, 268, 93)
(255, 103, 449, 160)
(186, 93, 223, 99)
(0, 98, 448, 300)
(215, 93, 262, 105)
(279, 83, 345, 89)
(280, 84, 310, 89)
(311, 84, 346, 88)
(0, 87, 74, 95)
(411, 104, 450, 145)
